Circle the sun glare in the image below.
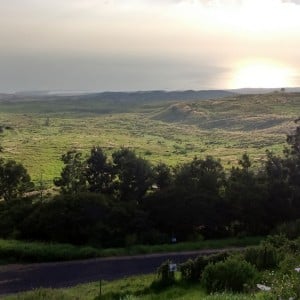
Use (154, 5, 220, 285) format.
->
(232, 61, 293, 89)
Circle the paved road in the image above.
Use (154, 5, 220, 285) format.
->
(0, 249, 231, 295)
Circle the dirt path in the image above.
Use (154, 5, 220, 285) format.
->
(0, 248, 234, 295)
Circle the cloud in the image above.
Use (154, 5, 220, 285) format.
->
(156, 0, 300, 5)
(282, 0, 300, 3)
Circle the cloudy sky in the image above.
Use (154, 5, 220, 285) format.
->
(0, 0, 300, 92)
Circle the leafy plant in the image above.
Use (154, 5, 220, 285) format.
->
(202, 256, 258, 293)
(244, 244, 281, 271)
(153, 260, 176, 288)
(180, 252, 229, 282)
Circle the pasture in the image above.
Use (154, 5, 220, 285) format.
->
(0, 92, 298, 184)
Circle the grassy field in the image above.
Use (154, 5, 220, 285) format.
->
(0, 236, 262, 264)
(3, 274, 266, 300)
(0, 92, 297, 300)
(0, 92, 299, 184)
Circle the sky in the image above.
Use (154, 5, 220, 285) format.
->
(0, 0, 300, 92)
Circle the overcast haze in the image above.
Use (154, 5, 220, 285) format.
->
(0, 0, 300, 92)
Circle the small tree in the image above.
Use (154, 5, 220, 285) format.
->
(86, 147, 114, 194)
(112, 148, 153, 203)
(0, 159, 34, 201)
(284, 120, 300, 218)
(152, 162, 172, 190)
(174, 156, 225, 194)
(225, 154, 268, 234)
(54, 150, 86, 195)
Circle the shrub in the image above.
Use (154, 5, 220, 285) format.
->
(180, 259, 195, 281)
(264, 234, 289, 249)
(21, 193, 112, 246)
(274, 220, 300, 240)
(180, 252, 229, 282)
(0, 198, 33, 239)
(207, 251, 230, 265)
(153, 260, 176, 288)
(265, 234, 300, 254)
(180, 258, 206, 282)
(244, 244, 280, 271)
(202, 257, 258, 293)
(268, 273, 300, 300)
(279, 253, 300, 275)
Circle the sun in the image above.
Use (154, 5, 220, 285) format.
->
(232, 60, 293, 89)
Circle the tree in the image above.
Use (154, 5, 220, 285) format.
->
(0, 159, 34, 201)
(86, 146, 114, 194)
(283, 120, 300, 217)
(263, 151, 291, 227)
(112, 148, 153, 203)
(225, 154, 268, 234)
(54, 150, 86, 195)
(174, 156, 225, 195)
(261, 121, 300, 228)
(152, 162, 173, 190)
(149, 156, 228, 239)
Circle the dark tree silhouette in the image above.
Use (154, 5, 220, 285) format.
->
(54, 150, 86, 195)
(112, 148, 153, 203)
(86, 146, 114, 194)
(0, 159, 34, 201)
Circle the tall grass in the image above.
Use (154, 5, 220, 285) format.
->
(0, 239, 100, 263)
(0, 236, 262, 264)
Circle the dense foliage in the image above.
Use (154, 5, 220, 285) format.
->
(0, 121, 299, 247)
(150, 235, 300, 299)
(201, 256, 258, 292)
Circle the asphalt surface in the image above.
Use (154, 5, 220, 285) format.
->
(0, 249, 229, 296)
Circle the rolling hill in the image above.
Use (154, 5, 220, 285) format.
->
(0, 90, 299, 184)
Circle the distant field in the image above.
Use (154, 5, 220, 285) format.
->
(0, 92, 299, 184)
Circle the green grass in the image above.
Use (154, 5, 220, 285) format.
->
(0, 236, 262, 264)
(1, 92, 299, 183)
(0, 239, 101, 263)
(3, 274, 268, 300)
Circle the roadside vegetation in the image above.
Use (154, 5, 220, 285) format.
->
(0, 236, 261, 264)
(5, 235, 300, 300)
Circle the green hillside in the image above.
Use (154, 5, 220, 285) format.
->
(0, 92, 298, 184)
(153, 92, 299, 132)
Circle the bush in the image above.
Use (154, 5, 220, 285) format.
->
(180, 258, 206, 282)
(264, 234, 289, 249)
(279, 253, 300, 275)
(21, 193, 112, 246)
(180, 252, 228, 282)
(207, 251, 230, 265)
(0, 198, 33, 239)
(274, 219, 300, 240)
(268, 273, 300, 300)
(153, 260, 176, 288)
(244, 244, 281, 271)
(180, 252, 229, 282)
(202, 257, 258, 293)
